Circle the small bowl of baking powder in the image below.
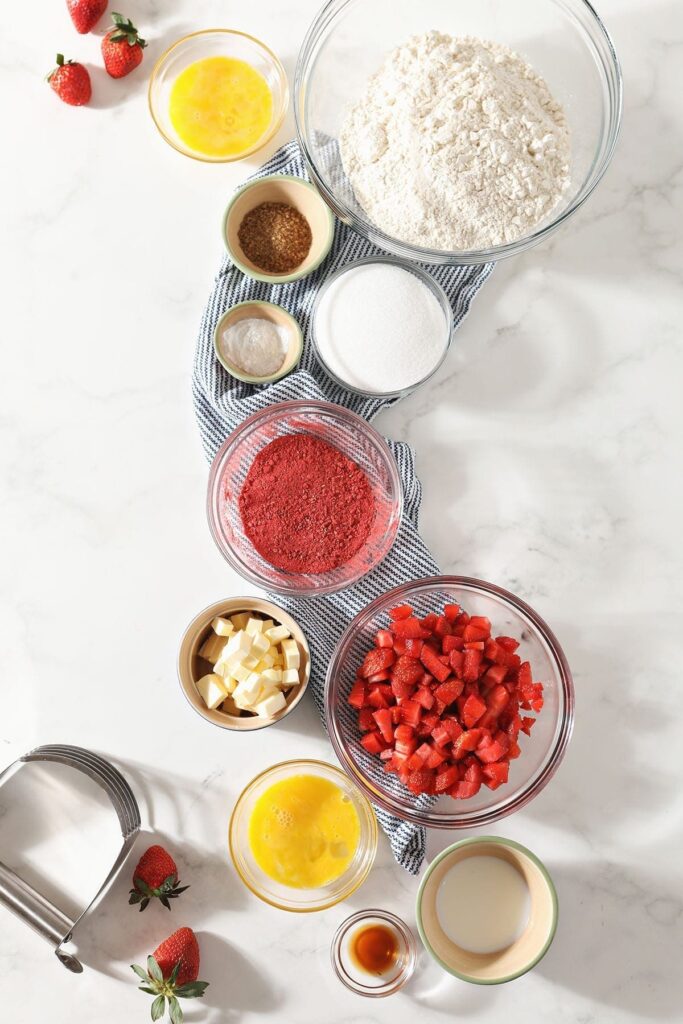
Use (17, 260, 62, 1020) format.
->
(213, 300, 303, 385)
(311, 257, 453, 399)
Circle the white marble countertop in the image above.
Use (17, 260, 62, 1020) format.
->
(1, 0, 681, 1021)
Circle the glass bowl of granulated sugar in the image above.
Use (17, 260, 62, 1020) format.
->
(311, 257, 453, 398)
(295, 0, 622, 265)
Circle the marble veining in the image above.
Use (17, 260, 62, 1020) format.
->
(0, 0, 682, 1021)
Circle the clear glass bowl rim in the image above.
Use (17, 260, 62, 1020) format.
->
(294, 0, 623, 264)
(148, 28, 289, 164)
(310, 255, 455, 399)
(206, 399, 404, 597)
(228, 758, 379, 912)
(330, 907, 418, 996)
(325, 575, 575, 828)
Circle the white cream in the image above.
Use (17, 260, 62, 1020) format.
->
(436, 855, 530, 954)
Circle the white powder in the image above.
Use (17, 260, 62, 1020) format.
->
(340, 32, 571, 251)
(313, 263, 447, 394)
(219, 317, 288, 377)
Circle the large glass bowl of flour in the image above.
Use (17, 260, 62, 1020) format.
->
(295, 0, 622, 265)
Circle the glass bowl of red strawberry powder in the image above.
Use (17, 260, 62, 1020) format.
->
(326, 577, 574, 829)
(207, 400, 403, 597)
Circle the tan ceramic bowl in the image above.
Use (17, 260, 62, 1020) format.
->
(222, 174, 335, 284)
(178, 598, 311, 732)
(416, 837, 558, 984)
(213, 300, 303, 385)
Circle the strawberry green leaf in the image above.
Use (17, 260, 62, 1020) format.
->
(151, 995, 165, 1022)
(175, 982, 209, 999)
(131, 964, 150, 982)
(169, 962, 181, 986)
(168, 996, 184, 1024)
(147, 955, 163, 983)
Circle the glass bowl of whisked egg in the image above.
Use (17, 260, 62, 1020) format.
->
(295, 0, 622, 264)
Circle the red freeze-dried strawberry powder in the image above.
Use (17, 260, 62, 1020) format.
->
(237, 434, 377, 573)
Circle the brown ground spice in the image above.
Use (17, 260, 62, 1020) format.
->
(238, 201, 312, 274)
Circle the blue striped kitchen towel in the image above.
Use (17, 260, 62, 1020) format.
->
(193, 139, 493, 873)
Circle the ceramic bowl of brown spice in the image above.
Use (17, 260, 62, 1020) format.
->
(223, 174, 335, 284)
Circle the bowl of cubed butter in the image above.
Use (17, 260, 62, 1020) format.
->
(178, 598, 311, 731)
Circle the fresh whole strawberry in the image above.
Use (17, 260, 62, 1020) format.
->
(67, 0, 108, 33)
(102, 12, 146, 78)
(129, 844, 189, 912)
(132, 928, 209, 1024)
(47, 54, 92, 106)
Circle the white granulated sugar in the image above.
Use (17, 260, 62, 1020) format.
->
(340, 32, 571, 251)
(219, 317, 288, 377)
(314, 263, 447, 394)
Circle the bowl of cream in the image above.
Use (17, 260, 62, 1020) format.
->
(416, 836, 558, 984)
(213, 300, 303, 385)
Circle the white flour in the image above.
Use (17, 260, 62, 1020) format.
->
(340, 32, 571, 251)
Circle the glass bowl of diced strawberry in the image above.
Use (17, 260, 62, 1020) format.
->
(325, 576, 574, 828)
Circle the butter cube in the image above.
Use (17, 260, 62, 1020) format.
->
(281, 668, 300, 688)
(211, 616, 234, 637)
(246, 616, 265, 636)
(242, 654, 260, 671)
(230, 612, 250, 631)
(261, 668, 283, 686)
(253, 690, 287, 718)
(233, 672, 263, 706)
(222, 675, 237, 694)
(198, 633, 228, 664)
(250, 632, 270, 658)
(256, 653, 275, 671)
(265, 624, 291, 644)
(281, 639, 300, 671)
(196, 673, 228, 710)
(260, 619, 275, 632)
(231, 663, 252, 684)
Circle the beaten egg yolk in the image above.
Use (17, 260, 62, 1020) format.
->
(169, 56, 273, 158)
(248, 775, 360, 889)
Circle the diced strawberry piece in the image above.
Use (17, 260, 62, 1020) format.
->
(372, 708, 394, 744)
(390, 705, 402, 724)
(520, 716, 536, 735)
(367, 686, 389, 709)
(435, 765, 460, 792)
(443, 603, 461, 622)
(391, 676, 416, 701)
(508, 740, 521, 759)
(484, 663, 508, 687)
(407, 769, 435, 795)
(454, 612, 470, 627)
(399, 699, 421, 728)
(420, 612, 438, 631)
(394, 723, 414, 743)
(402, 637, 424, 657)
(531, 698, 544, 712)
(449, 649, 464, 676)
(415, 687, 435, 710)
(348, 680, 367, 709)
(462, 624, 489, 642)
(464, 640, 485, 651)
(360, 647, 395, 678)
(357, 707, 375, 731)
(393, 655, 424, 685)
(476, 738, 507, 763)
(367, 670, 392, 684)
(442, 716, 463, 742)
(392, 636, 407, 656)
(484, 638, 500, 660)
(426, 746, 447, 769)
(462, 693, 486, 727)
(360, 732, 385, 754)
(379, 748, 394, 761)
(414, 741, 433, 763)
(518, 661, 533, 686)
(462, 649, 482, 683)
(407, 751, 425, 770)
(469, 615, 491, 634)
(496, 636, 520, 652)
(389, 604, 413, 620)
(431, 722, 451, 748)
(375, 629, 394, 648)
(392, 617, 430, 639)
(451, 728, 483, 759)
(420, 645, 451, 682)
(434, 615, 452, 638)
(483, 761, 509, 785)
(442, 635, 463, 654)
(435, 678, 464, 707)
(417, 712, 439, 736)
(486, 684, 510, 715)
(463, 760, 483, 783)
(449, 781, 481, 799)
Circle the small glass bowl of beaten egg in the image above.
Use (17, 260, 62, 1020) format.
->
(229, 759, 377, 912)
(148, 29, 288, 162)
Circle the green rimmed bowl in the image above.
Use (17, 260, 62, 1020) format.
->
(222, 174, 335, 284)
(416, 837, 558, 984)
(213, 300, 303, 385)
